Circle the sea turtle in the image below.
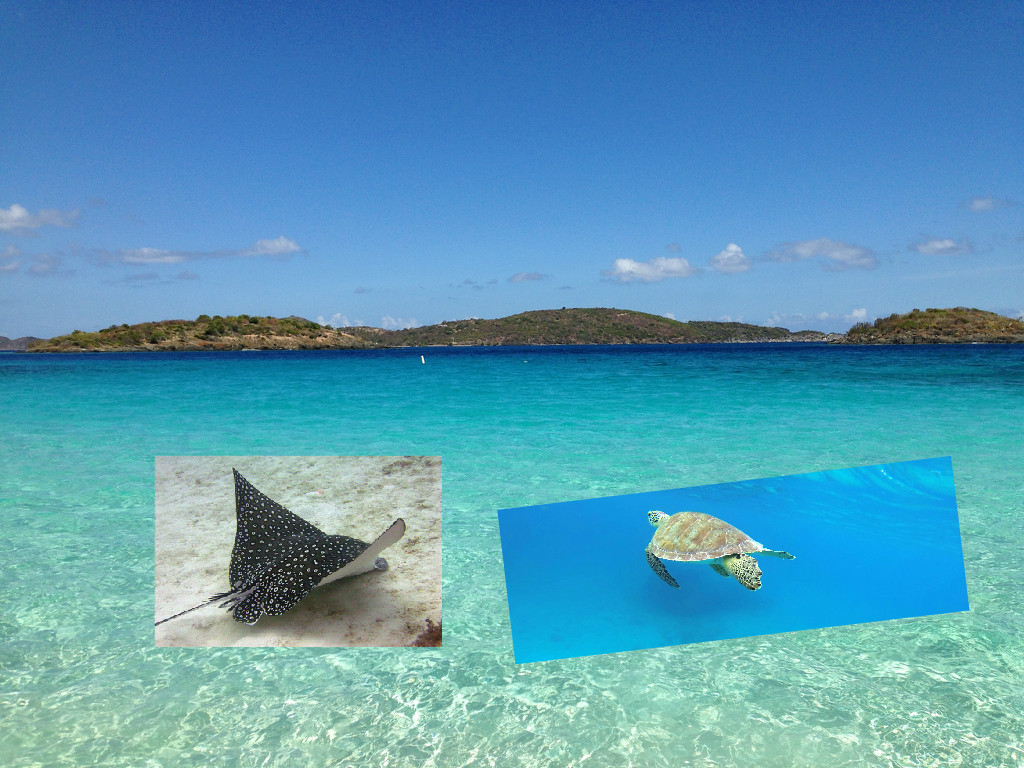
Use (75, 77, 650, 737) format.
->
(645, 510, 794, 591)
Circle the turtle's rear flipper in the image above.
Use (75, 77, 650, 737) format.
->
(709, 563, 731, 578)
(646, 546, 679, 588)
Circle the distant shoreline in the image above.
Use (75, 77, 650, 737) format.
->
(20, 338, 1024, 355)
(21, 338, 843, 354)
(20, 308, 841, 353)
(13, 306, 1024, 352)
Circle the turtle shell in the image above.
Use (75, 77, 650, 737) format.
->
(650, 511, 765, 562)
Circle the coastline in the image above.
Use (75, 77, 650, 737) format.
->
(14, 306, 1024, 352)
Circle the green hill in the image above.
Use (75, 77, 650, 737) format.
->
(383, 308, 802, 346)
(27, 314, 377, 352)
(843, 307, 1024, 344)
(26, 308, 824, 352)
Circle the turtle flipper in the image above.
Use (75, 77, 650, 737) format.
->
(761, 549, 796, 560)
(722, 553, 762, 590)
(709, 562, 731, 578)
(646, 545, 679, 588)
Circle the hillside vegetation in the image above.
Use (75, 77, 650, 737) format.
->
(843, 307, 1024, 344)
(27, 314, 381, 352)
(383, 308, 802, 346)
(27, 308, 825, 352)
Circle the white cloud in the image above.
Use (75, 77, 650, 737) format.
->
(120, 247, 186, 264)
(0, 247, 74, 277)
(806, 308, 869, 322)
(767, 307, 869, 329)
(317, 313, 362, 328)
(27, 253, 68, 276)
(0, 203, 80, 233)
(1, 245, 21, 272)
(381, 315, 419, 329)
(95, 237, 304, 265)
(966, 196, 1013, 212)
(766, 238, 878, 271)
(508, 272, 548, 283)
(910, 237, 973, 256)
(604, 256, 699, 283)
(710, 243, 751, 274)
(766, 310, 802, 326)
(245, 236, 302, 256)
(106, 270, 198, 286)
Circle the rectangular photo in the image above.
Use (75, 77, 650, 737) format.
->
(499, 457, 968, 663)
(155, 455, 442, 648)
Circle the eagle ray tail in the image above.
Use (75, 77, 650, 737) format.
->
(154, 586, 257, 626)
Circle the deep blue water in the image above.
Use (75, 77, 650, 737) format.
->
(500, 457, 968, 662)
(1, 344, 1023, 767)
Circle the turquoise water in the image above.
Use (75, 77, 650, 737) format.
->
(1, 344, 1023, 767)
(500, 457, 969, 663)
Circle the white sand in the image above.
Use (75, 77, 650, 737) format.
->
(154, 455, 441, 647)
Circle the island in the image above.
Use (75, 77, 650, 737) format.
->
(24, 308, 838, 352)
(18, 306, 1023, 352)
(0, 335, 43, 352)
(841, 307, 1024, 344)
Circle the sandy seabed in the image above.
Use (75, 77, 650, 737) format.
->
(154, 455, 441, 648)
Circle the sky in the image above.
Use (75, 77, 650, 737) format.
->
(2, 1, 1022, 338)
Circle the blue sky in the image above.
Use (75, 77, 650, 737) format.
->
(2, 1, 1022, 338)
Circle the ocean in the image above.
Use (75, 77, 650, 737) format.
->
(1, 343, 1022, 767)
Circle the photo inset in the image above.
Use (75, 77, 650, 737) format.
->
(499, 457, 968, 663)
(155, 455, 441, 648)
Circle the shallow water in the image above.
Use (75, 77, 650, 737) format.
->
(2, 344, 1023, 767)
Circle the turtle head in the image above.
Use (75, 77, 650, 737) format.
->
(722, 553, 762, 590)
(648, 510, 668, 527)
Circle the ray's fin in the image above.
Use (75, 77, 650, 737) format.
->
(316, 518, 406, 587)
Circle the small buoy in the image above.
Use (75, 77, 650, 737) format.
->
(420, 355, 425, 364)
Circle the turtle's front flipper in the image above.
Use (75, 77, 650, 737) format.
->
(646, 545, 679, 588)
(722, 553, 762, 590)
(709, 563, 731, 578)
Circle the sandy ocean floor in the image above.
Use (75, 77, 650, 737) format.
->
(154, 455, 441, 647)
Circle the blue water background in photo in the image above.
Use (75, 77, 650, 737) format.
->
(499, 457, 967, 663)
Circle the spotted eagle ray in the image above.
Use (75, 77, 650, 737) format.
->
(156, 469, 406, 626)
